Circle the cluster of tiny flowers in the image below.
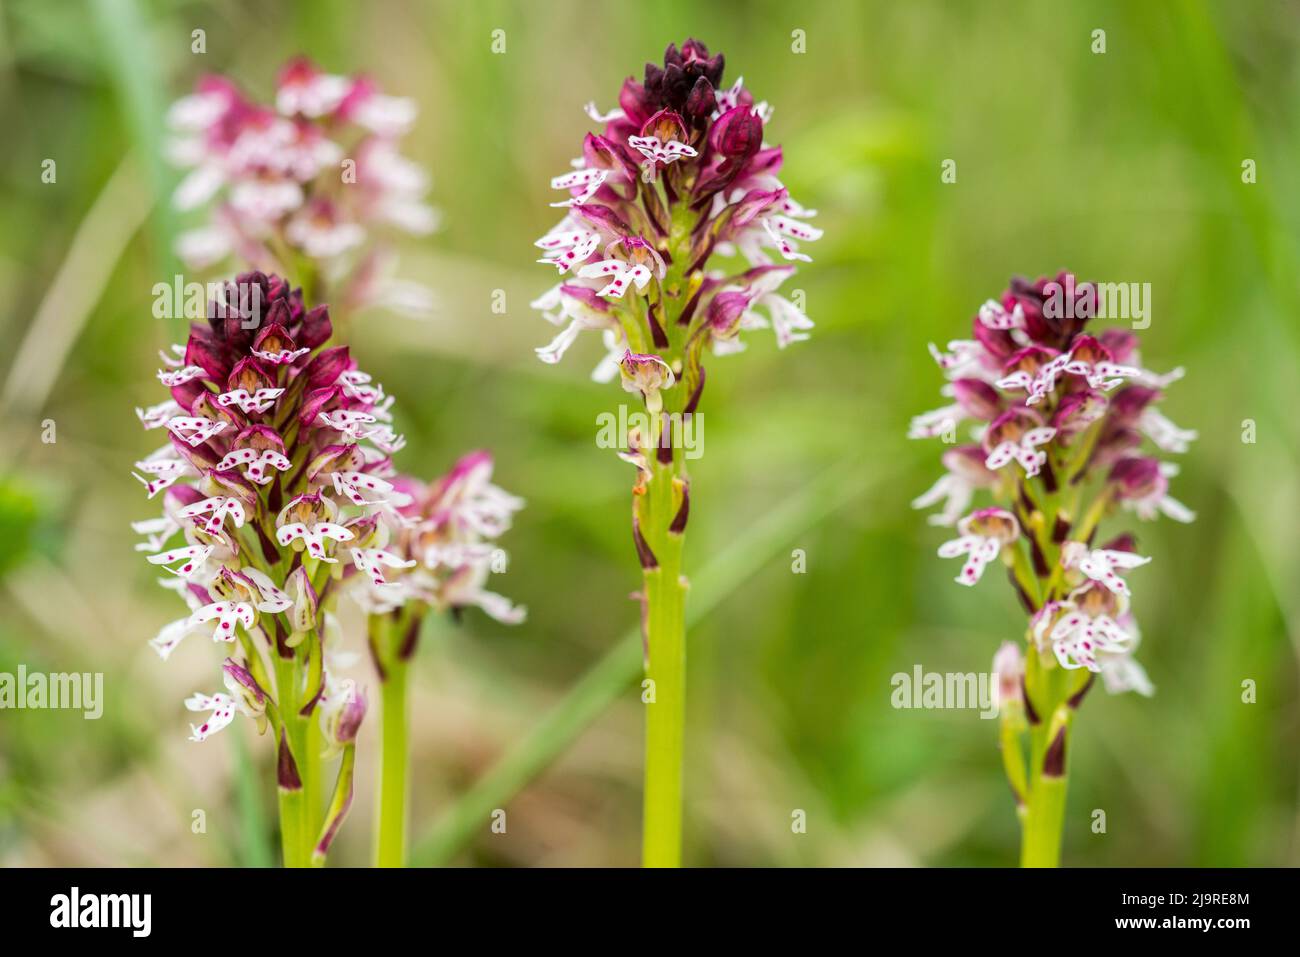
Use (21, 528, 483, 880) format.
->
(132, 272, 419, 740)
(530, 38, 822, 393)
(911, 273, 1197, 696)
(347, 451, 526, 624)
(167, 59, 436, 312)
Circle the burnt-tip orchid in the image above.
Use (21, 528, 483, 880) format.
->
(911, 271, 1195, 867)
(167, 59, 437, 317)
(529, 39, 823, 868)
(134, 270, 418, 865)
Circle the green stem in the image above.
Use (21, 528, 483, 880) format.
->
(302, 636, 324, 838)
(375, 654, 410, 867)
(641, 425, 687, 867)
(273, 651, 308, 868)
(642, 539, 686, 866)
(1019, 659, 1071, 867)
(1021, 768, 1069, 867)
(411, 460, 872, 865)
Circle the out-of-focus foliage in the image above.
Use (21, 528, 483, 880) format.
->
(0, 0, 1295, 866)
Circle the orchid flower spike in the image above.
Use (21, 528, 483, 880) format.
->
(911, 271, 1194, 866)
(167, 61, 437, 317)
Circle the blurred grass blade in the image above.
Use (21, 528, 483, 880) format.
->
(90, 0, 176, 275)
(232, 729, 274, 868)
(413, 459, 874, 865)
(1, 155, 148, 416)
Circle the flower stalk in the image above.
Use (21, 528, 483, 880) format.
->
(913, 273, 1196, 866)
(376, 657, 409, 867)
(639, 403, 689, 866)
(530, 39, 822, 866)
(356, 459, 526, 868)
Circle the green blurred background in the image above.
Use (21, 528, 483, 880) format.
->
(0, 0, 1296, 866)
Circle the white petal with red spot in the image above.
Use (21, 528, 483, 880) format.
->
(158, 365, 207, 387)
(332, 471, 412, 508)
(179, 496, 247, 535)
(577, 260, 652, 298)
(1074, 548, 1151, 597)
(188, 600, 256, 642)
(253, 347, 311, 365)
(185, 692, 238, 741)
(216, 447, 292, 484)
(147, 543, 216, 579)
(243, 567, 293, 613)
(549, 168, 609, 207)
(761, 218, 812, 262)
(217, 387, 285, 414)
(317, 409, 378, 438)
(276, 521, 355, 562)
(136, 399, 182, 429)
(627, 135, 698, 166)
(149, 616, 204, 660)
(351, 547, 416, 587)
(537, 232, 599, 274)
(167, 416, 229, 447)
(938, 533, 1002, 586)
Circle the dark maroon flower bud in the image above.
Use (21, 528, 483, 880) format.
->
(299, 384, 342, 425)
(1099, 328, 1138, 363)
(646, 40, 725, 115)
(1108, 456, 1162, 499)
(683, 76, 717, 127)
(1099, 532, 1138, 553)
(710, 105, 763, 160)
(1106, 385, 1160, 425)
(951, 378, 1002, 421)
(706, 290, 751, 340)
(971, 320, 1017, 361)
(305, 345, 351, 389)
(298, 304, 332, 349)
(572, 202, 633, 237)
(731, 187, 786, 228)
(334, 688, 367, 745)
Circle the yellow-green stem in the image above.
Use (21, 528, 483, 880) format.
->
(375, 655, 410, 867)
(1019, 662, 1071, 867)
(641, 426, 687, 867)
(274, 650, 311, 868)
